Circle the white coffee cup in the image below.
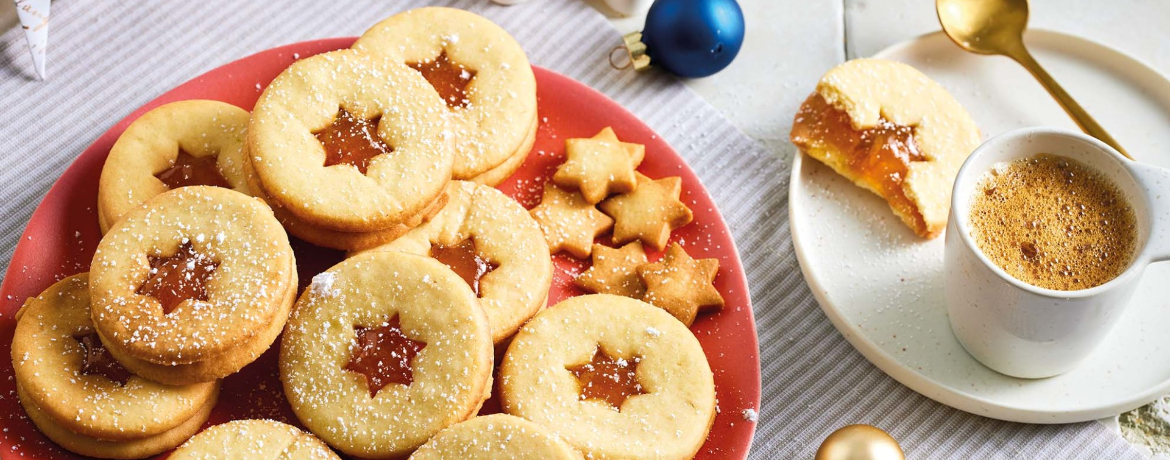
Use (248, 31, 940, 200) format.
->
(945, 127, 1170, 379)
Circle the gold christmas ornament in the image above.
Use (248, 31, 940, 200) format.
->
(814, 424, 905, 460)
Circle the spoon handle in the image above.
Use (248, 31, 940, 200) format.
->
(1009, 49, 1132, 159)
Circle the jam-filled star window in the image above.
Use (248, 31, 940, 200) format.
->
(345, 314, 427, 398)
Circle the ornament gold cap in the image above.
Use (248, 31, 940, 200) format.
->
(610, 32, 651, 71)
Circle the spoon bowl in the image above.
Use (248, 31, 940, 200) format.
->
(937, 0, 1029, 55)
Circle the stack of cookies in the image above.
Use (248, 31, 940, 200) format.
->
(245, 6, 538, 251)
(15, 183, 299, 458)
(12, 7, 730, 460)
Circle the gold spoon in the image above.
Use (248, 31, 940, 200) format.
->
(936, 0, 1131, 159)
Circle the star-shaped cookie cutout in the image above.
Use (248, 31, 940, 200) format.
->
(599, 173, 693, 252)
(637, 243, 723, 326)
(553, 127, 646, 204)
(566, 347, 646, 411)
(574, 242, 648, 298)
(529, 183, 614, 258)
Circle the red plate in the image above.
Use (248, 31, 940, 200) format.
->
(0, 38, 760, 459)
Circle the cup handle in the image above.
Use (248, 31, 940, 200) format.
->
(1132, 162, 1170, 262)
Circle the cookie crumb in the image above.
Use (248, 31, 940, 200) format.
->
(741, 408, 758, 422)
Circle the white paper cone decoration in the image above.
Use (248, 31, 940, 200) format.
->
(14, 0, 50, 80)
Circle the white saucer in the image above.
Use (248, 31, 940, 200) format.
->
(789, 29, 1170, 424)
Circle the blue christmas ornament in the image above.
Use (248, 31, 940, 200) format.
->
(614, 0, 745, 78)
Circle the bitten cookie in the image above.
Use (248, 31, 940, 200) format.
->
(409, 414, 582, 460)
(280, 251, 494, 459)
(169, 420, 340, 460)
(500, 294, 716, 460)
(13, 274, 218, 458)
(97, 100, 251, 234)
(359, 181, 552, 344)
(89, 186, 297, 384)
(354, 7, 538, 181)
(789, 58, 981, 238)
(249, 49, 453, 232)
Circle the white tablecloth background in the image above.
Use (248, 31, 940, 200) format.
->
(0, 1, 1142, 458)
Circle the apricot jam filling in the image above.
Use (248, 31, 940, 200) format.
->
(156, 149, 229, 189)
(314, 108, 393, 175)
(136, 241, 219, 315)
(74, 333, 131, 385)
(345, 315, 427, 398)
(430, 239, 497, 297)
(408, 51, 476, 109)
(791, 93, 927, 230)
(567, 347, 646, 411)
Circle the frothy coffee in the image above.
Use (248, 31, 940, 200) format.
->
(968, 154, 1137, 291)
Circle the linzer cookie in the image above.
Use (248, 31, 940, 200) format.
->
(359, 181, 552, 344)
(241, 145, 449, 251)
(248, 49, 453, 233)
(280, 251, 493, 459)
(170, 420, 340, 460)
(529, 183, 613, 258)
(13, 274, 218, 458)
(89, 186, 297, 385)
(790, 58, 981, 238)
(500, 294, 716, 460)
(354, 7, 538, 183)
(468, 113, 538, 186)
(409, 414, 582, 460)
(97, 100, 251, 234)
(599, 172, 693, 252)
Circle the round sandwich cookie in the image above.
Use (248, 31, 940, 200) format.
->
(280, 251, 494, 459)
(467, 111, 537, 186)
(19, 385, 215, 460)
(409, 414, 582, 460)
(500, 294, 716, 460)
(89, 186, 297, 384)
(13, 274, 218, 459)
(241, 143, 450, 251)
(248, 49, 453, 233)
(356, 180, 552, 345)
(97, 100, 251, 234)
(169, 419, 340, 460)
(354, 7, 538, 182)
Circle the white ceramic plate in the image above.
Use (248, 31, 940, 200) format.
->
(789, 29, 1170, 424)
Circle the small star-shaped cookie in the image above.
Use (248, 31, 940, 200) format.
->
(553, 127, 646, 204)
(529, 183, 614, 258)
(574, 242, 648, 298)
(599, 173, 693, 252)
(637, 243, 723, 326)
